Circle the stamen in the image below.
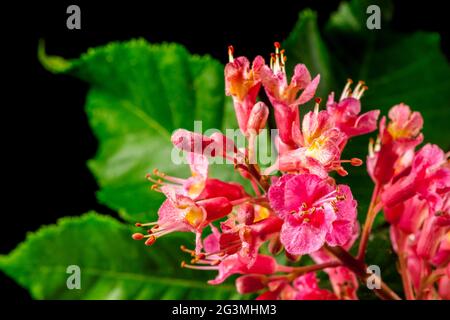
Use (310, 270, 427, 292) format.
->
(132, 233, 145, 240)
(135, 222, 158, 227)
(355, 86, 368, 99)
(368, 138, 375, 157)
(336, 167, 349, 176)
(333, 158, 363, 166)
(152, 169, 186, 185)
(274, 42, 281, 52)
(270, 53, 275, 70)
(150, 184, 162, 192)
(181, 261, 218, 270)
(192, 258, 221, 266)
(280, 49, 286, 65)
(144, 235, 156, 246)
(351, 158, 363, 166)
(352, 81, 364, 96)
(271, 42, 285, 73)
(336, 194, 346, 201)
(314, 98, 321, 114)
(312, 190, 338, 207)
(340, 79, 353, 101)
(180, 245, 196, 256)
(374, 136, 381, 152)
(228, 45, 234, 63)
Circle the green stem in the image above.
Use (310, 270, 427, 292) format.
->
(357, 184, 381, 261)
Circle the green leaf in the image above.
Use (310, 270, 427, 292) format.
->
(283, 9, 336, 98)
(0, 213, 241, 299)
(39, 39, 242, 222)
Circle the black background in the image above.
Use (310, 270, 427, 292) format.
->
(2, 0, 449, 300)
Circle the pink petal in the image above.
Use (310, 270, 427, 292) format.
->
(296, 74, 320, 105)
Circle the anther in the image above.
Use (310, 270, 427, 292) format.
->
(144, 235, 156, 246)
(135, 222, 158, 227)
(132, 233, 145, 240)
(228, 45, 234, 63)
(351, 158, 363, 166)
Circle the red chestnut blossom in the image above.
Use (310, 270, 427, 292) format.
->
(326, 80, 379, 139)
(293, 272, 338, 300)
(381, 143, 450, 211)
(184, 209, 283, 269)
(207, 254, 279, 285)
(265, 80, 377, 176)
(131, 45, 448, 301)
(268, 174, 357, 254)
(225, 46, 265, 136)
(260, 42, 320, 147)
(255, 272, 338, 300)
(367, 103, 424, 185)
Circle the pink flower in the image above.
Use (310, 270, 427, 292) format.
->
(367, 104, 424, 185)
(381, 144, 450, 211)
(326, 80, 379, 138)
(268, 174, 357, 255)
(293, 272, 338, 300)
(416, 213, 449, 260)
(225, 47, 265, 136)
(207, 254, 278, 285)
(132, 193, 232, 247)
(432, 230, 450, 267)
(264, 96, 367, 176)
(255, 273, 338, 300)
(148, 152, 248, 202)
(189, 211, 283, 269)
(256, 279, 297, 300)
(260, 43, 320, 147)
(235, 274, 267, 294)
(384, 196, 429, 232)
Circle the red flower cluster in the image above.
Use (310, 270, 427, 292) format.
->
(132, 44, 449, 300)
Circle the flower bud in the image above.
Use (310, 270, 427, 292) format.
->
(268, 236, 283, 255)
(171, 129, 215, 155)
(237, 203, 255, 225)
(235, 275, 267, 294)
(247, 102, 269, 135)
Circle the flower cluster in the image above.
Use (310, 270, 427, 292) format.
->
(367, 105, 450, 299)
(132, 44, 449, 300)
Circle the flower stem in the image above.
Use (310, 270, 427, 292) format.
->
(324, 245, 401, 300)
(357, 184, 381, 261)
(398, 250, 415, 300)
(288, 261, 341, 280)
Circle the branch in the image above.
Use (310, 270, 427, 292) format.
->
(324, 245, 401, 300)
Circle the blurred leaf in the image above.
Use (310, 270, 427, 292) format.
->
(283, 9, 336, 98)
(0, 213, 240, 299)
(39, 39, 242, 222)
